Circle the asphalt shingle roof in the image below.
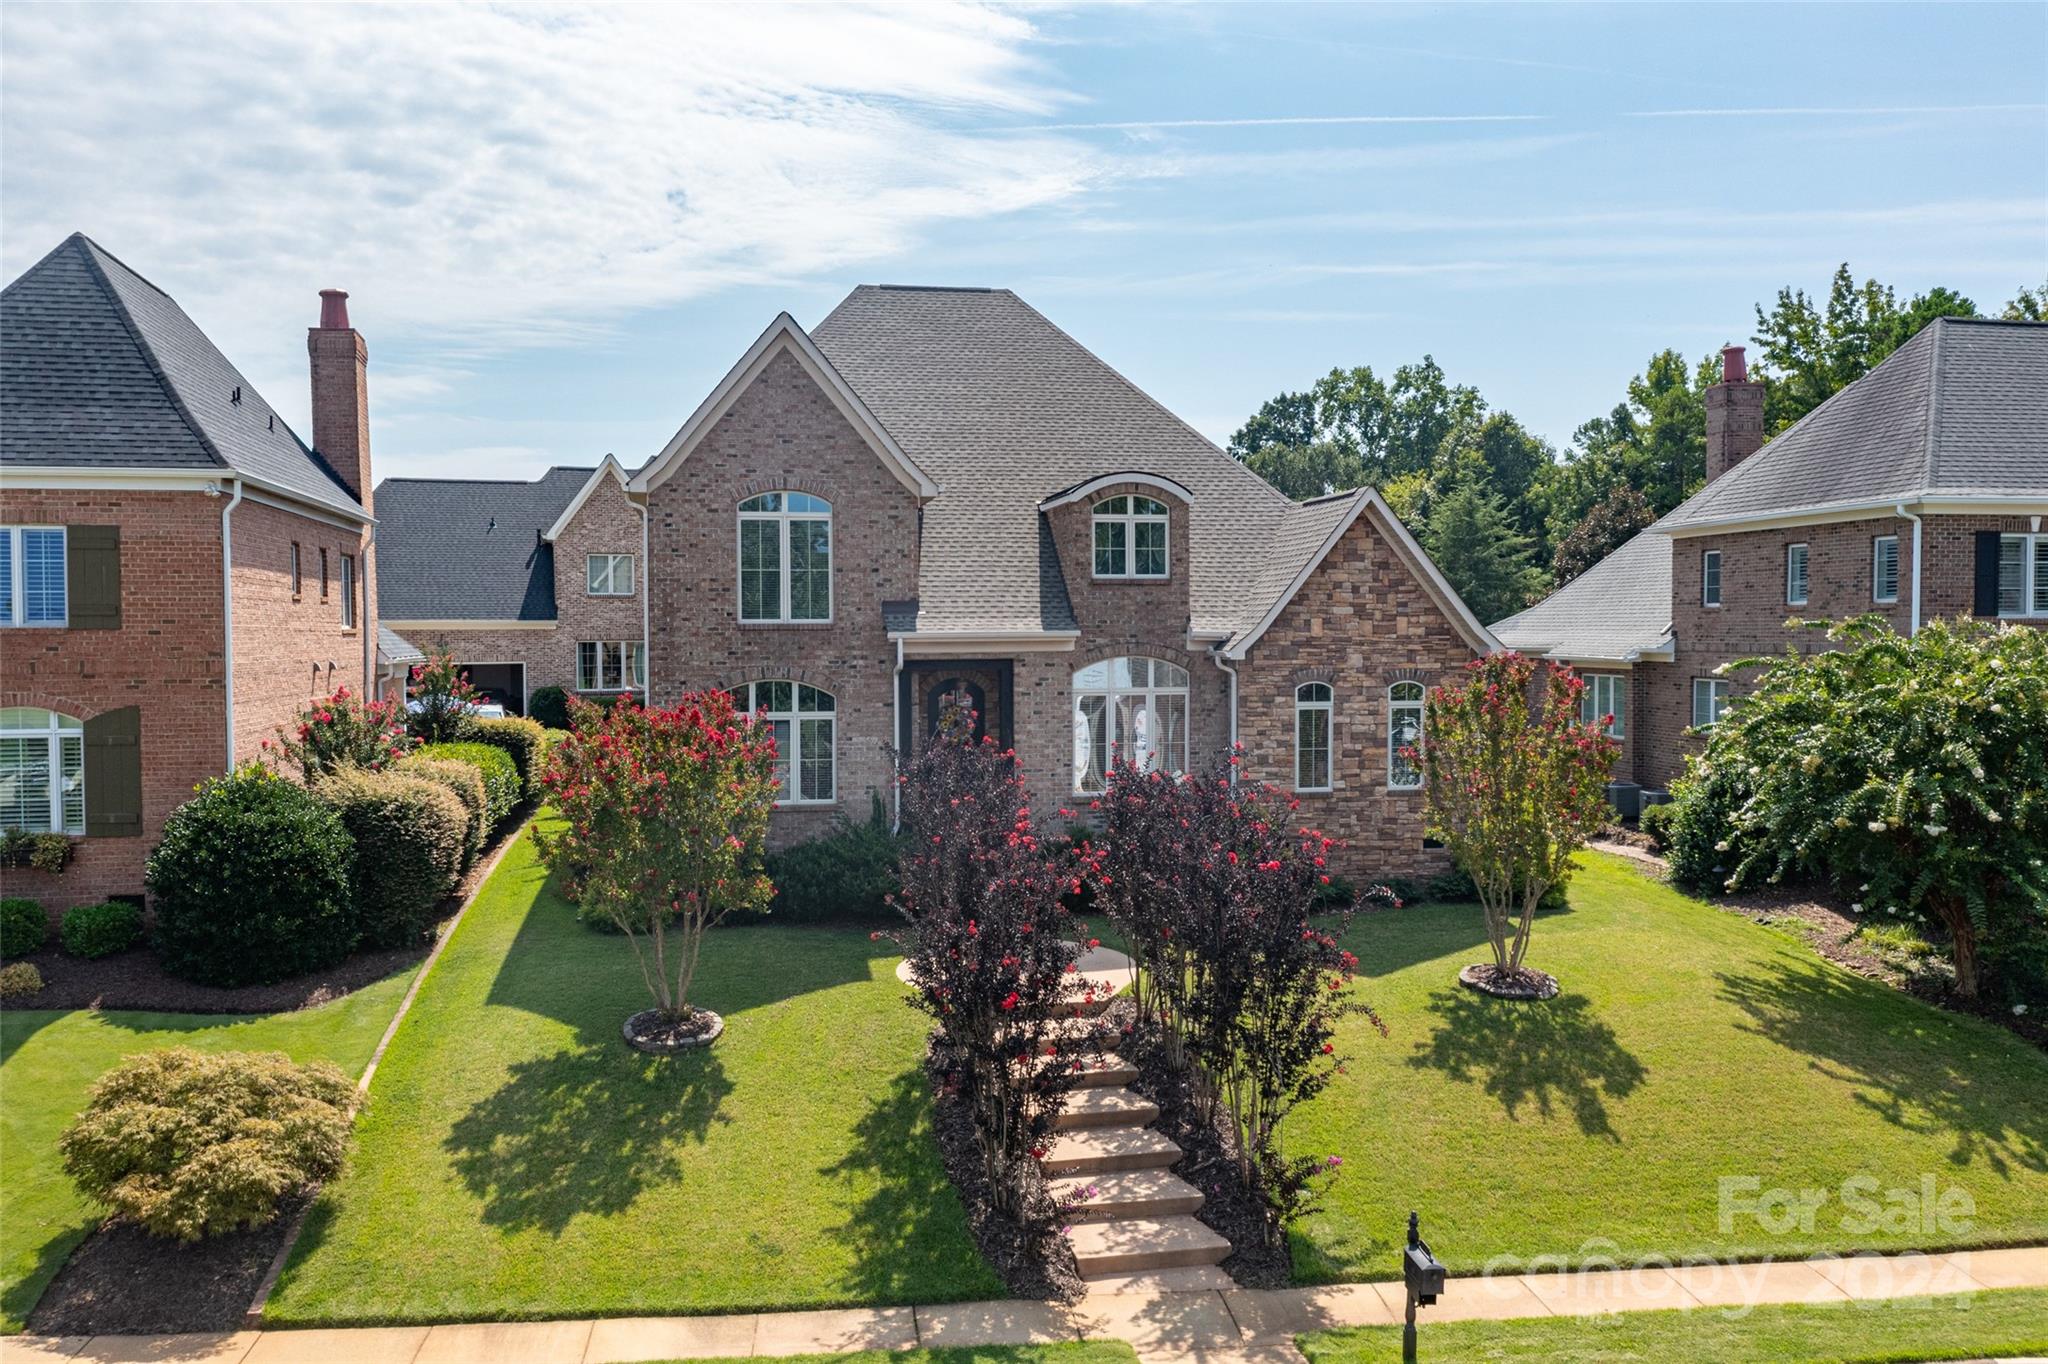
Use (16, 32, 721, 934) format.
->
(377, 624, 425, 668)
(1, 233, 365, 519)
(1490, 528, 1674, 662)
(375, 468, 592, 621)
(1657, 317, 2048, 531)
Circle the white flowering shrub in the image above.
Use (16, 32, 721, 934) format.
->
(1667, 617, 2046, 1003)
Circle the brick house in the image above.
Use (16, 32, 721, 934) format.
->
(1, 234, 381, 904)
(1495, 318, 2048, 797)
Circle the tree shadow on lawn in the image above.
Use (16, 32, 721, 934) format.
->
(1345, 899, 1574, 981)
(1717, 961, 2048, 1179)
(1408, 988, 1647, 1140)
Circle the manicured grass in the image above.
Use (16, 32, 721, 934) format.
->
(1297, 1287, 2048, 1363)
(0, 971, 415, 1333)
(652, 1349, 1138, 1364)
(268, 822, 1003, 1325)
(1291, 854, 2048, 1282)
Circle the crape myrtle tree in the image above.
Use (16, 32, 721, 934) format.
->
(539, 692, 775, 1025)
(1088, 751, 1391, 1246)
(1668, 618, 2047, 1003)
(1419, 654, 1619, 990)
(408, 647, 484, 743)
(268, 685, 412, 780)
(888, 695, 1085, 1220)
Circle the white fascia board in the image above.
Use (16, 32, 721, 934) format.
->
(891, 629, 1081, 657)
(381, 618, 558, 632)
(543, 454, 628, 542)
(630, 314, 940, 501)
(1658, 493, 2048, 538)
(0, 464, 371, 525)
(1039, 471, 1196, 511)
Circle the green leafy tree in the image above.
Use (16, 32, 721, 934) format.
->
(2003, 281, 2048, 322)
(1538, 348, 1712, 544)
(1423, 480, 1546, 625)
(1229, 357, 1484, 497)
(1752, 265, 1979, 434)
(1551, 485, 1656, 586)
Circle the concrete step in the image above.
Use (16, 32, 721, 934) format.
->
(1065, 1054, 1138, 1088)
(1054, 1088, 1160, 1131)
(1080, 1264, 1238, 1294)
(1041, 1126, 1180, 1176)
(1069, 1215, 1231, 1277)
(1049, 1167, 1205, 1223)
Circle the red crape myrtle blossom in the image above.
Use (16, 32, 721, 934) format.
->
(1088, 749, 1392, 1249)
(269, 685, 412, 781)
(1417, 651, 1619, 990)
(538, 691, 775, 1024)
(884, 693, 1086, 1221)
(408, 648, 484, 743)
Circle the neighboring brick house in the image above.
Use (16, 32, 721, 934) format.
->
(1, 233, 381, 903)
(375, 455, 648, 713)
(1496, 318, 2048, 797)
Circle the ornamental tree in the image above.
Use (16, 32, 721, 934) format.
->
(270, 685, 411, 781)
(538, 692, 775, 1023)
(408, 648, 483, 743)
(887, 695, 1084, 1220)
(1419, 653, 1620, 987)
(1669, 617, 2047, 1002)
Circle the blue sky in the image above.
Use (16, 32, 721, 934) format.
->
(4, 2, 2043, 482)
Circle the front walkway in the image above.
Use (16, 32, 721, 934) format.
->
(8, 1245, 2045, 1364)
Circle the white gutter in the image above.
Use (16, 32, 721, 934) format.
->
(637, 494, 651, 700)
(216, 479, 245, 770)
(362, 518, 376, 694)
(1896, 502, 1923, 635)
(1210, 648, 1238, 781)
(892, 635, 906, 830)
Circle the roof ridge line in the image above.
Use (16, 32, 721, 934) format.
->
(71, 236, 231, 475)
(1922, 315, 1945, 486)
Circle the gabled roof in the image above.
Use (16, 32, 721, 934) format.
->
(1490, 529, 1674, 664)
(809, 286, 1295, 636)
(543, 454, 631, 542)
(1657, 317, 2048, 533)
(376, 467, 593, 621)
(0, 233, 366, 520)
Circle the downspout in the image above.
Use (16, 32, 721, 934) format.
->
(1895, 502, 1923, 635)
(361, 518, 376, 696)
(892, 635, 906, 830)
(1211, 647, 1239, 781)
(637, 496, 651, 702)
(218, 479, 245, 771)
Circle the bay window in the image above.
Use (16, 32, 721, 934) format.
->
(0, 707, 84, 835)
(1072, 657, 1189, 793)
(738, 493, 831, 622)
(730, 681, 835, 803)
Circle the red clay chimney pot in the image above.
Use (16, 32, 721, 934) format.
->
(318, 288, 351, 331)
(1721, 344, 1748, 384)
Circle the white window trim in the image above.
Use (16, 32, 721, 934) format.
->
(1997, 533, 2048, 619)
(733, 680, 836, 805)
(0, 707, 84, 835)
(576, 640, 646, 693)
(1580, 673, 1626, 739)
(1091, 496, 1170, 580)
(737, 494, 833, 624)
(1872, 535, 1900, 604)
(1071, 657, 1191, 794)
(1785, 542, 1809, 607)
(1, 525, 68, 628)
(1294, 682, 1333, 793)
(1387, 681, 1425, 792)
(1701, 549, 1722, 608)
(1692, 678, 1730, 729)
(586, 553, 634, 597)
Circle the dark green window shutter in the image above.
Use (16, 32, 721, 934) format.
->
(1973, 531, 2002, 617)
(83, 706, 142, 838)
(66, 525, 122, 629)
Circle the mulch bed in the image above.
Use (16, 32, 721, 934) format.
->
(623, 1006, 723, 1054)
(1458, 962, 1560, 1000)
(25, 1193, 310, 1336)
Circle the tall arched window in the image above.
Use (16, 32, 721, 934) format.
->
(1072, 657, 1188, 793)
(738, 492, 832, 622)
(0, 707, 84, 834)
(1387, 681, 1425, 791)
(1295, 683, 1332, 792)
(1092, 496, 1169, 579)
(729, 681, 835, 803)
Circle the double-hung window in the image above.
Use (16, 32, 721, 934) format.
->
(1872, 535, 1900, 604)
(1072, 657, 1189, 793)
(730, 681, 835, 803)
(1092, 496, 1169, 578)
(1702, 549, 1723, 607)
(577, 641, 645, 692)
(1580, 674, 1626, 738)
(0, 526, 67, 627)
(1387, 682, 1425, 791)
(1785, 543, 1809, 606)
(1294, 683, 1333, 792)
(1996, 534, 2048, 618)
(1692, 678, 1730, 729)
(587, 553, 633, 596)
(339, 554, 356, 628)
(0, 707, 84, 834)
(738, 493, 831, 622)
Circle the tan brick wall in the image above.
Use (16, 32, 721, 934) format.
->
(230, 498, 376, 762)
(1044, 483, 1192, 648)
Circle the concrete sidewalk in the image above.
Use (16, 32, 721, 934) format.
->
(6, 1245, 2045, 1364)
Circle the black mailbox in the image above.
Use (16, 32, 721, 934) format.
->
(1404, 1238, 1446, 1304)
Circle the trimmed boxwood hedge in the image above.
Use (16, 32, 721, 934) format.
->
(411, 741, 520, 829)
(317, 767, 468, 948)
(471, 716, 548, 802)
(758, 797, 903, 923)
(148, 768, 356, 987)
(398, 755, 489, 867)
(1, 896, 47, 958)
(60, 900, 144, 958)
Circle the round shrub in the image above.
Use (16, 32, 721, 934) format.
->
(1, 897, 48, 958)
(0, 961, 43, 998)
(316, 767, 468, 949)
(59, 1047, 356, 1241)
(147, 766, 357, 987)
(528, 685, 571, 731)
(61, 900, 144, 959)
(412, 741, 520, 829)
(398, 755, 489, 867)
(471, 716, 548, 802)
(1637, 801, 1678, 853)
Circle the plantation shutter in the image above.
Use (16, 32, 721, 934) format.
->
(82, 706, 143, 837)
(1972, 532, 2003, 617)
(65, 525, 121, 629)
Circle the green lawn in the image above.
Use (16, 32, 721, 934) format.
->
(653, 1349, 1137, 1364)
(1291, 854, 2048, 1281)
(0, 971, 415, 1333)
(267, 822, 1003, 1325)
(1297, 1287, 2048, 1363)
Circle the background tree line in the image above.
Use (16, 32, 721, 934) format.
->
(1228, 267, 2048, 625)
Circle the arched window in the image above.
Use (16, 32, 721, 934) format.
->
(1092, 496, 1169, 579)
(1388, 681, 1425, 791)
(1295, 683, 1332, 792)
(738, 492, 832, 623)
(1072, 657, 1188, 793)
(0, 707, 84, 834)
(729, 681, 835, 803)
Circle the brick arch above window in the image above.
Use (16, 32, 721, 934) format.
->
(1287, 665, 1338, 688)
(710, 663, 830, 694)
(0, 689, 101, 721)
(1385, 665, 1434, 686)
(729, 475, 845, 507)
(1070, 641, 1197, 672)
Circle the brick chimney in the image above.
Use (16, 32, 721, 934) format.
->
(308, 288, 372, 512)
(1704, 343, 1765, 484)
